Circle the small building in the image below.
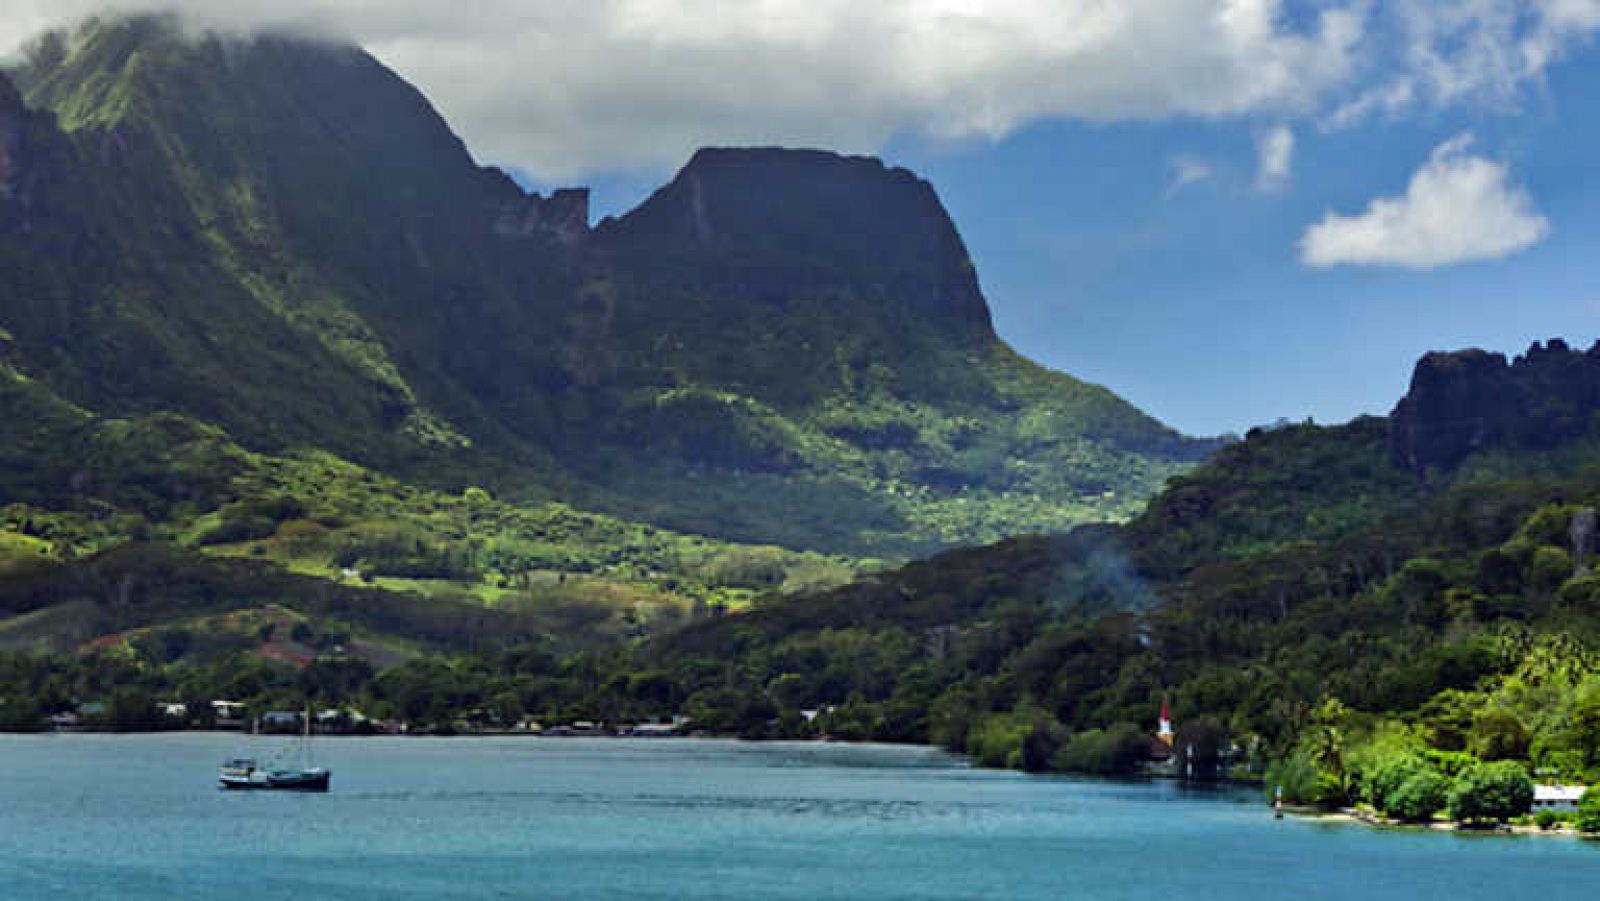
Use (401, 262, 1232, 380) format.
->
(1148, 698, 1176, 762)
(212, 700, 247, 723)
(1533, 785, 1588, 813)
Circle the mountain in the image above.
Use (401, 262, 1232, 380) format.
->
(0, 16, 1213, 560)
(634, 339, 1600, 778)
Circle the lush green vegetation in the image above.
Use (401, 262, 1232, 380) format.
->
(0, 400, 867, 649)
(0, 16, 1213, 563)
(1578, 786, 1600, 833)
(7, 378, 1600, 841)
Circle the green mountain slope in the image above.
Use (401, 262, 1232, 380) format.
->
(1, 16, 1214, 558)
(629, 340, 1600, 782)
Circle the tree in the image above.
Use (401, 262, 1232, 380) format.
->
(1053, 722, 1149, 775)
(1530, 546, 1573, 594)
(1470, 709, 1531, 761)
(1576, 788, 1600, 835)
(1362, 754, 1430, 813)
(1387, 771, 1449, 823)
(1447, 761, 1533, 825)
(1174, 714, 1228, 779)
(1385, 557, 1449, 627)
(106, 686, 158, 732)
(1421, 689, 1482, 752)
(0, 696, 44, 732)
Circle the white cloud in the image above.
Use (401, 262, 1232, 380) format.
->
(1164, 156, 1214, 199)
(1255, 123, 1294, 190)
(1300, 134, 1549, 269)
(0, 2, 1595, 178)
(0, 0, 1364, 177)
(1324, 0, 1600, 128)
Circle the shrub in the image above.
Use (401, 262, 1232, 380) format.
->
(1265, 752, 1332, 808)
(1534, 810, 1570, 831)
(1577, 788, 1600, 835)
(1053, 722, 1149, 775)
(1387, 771, 1449, 823)
(966, 708, 1066, 771)
(1448, 761, 1534, 824)
(1311, 770, 1351, 809)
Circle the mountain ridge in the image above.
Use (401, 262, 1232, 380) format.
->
(1, 14, 1215, 558)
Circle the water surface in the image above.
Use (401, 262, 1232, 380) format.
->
(1, 735, 1594, 899)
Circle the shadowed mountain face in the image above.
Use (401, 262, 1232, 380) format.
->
(1390, 340, 1600, 476)
(0, 16, 1216, 556)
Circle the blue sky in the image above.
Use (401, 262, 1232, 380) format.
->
(532, 45, 1600, 437)
(8, 2, 1597, 437)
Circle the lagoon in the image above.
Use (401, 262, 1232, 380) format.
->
(0, 735, 1594, 900)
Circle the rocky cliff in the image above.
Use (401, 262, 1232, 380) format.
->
(0, 75, 19, 196)
(1390, 339, 1600, 474)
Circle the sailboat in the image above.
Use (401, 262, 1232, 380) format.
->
(219, 705, 332, 792)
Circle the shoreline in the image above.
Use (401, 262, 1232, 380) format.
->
(1290, 806, 1590, 839)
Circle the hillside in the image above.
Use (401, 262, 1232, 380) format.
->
(626, 339, 1600, 781)
(0, 15, 1213, 560)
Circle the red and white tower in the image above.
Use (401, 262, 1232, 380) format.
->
(1157, 698, 1175, 746)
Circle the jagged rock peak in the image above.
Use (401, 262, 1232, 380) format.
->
(600, 146, 995, 338)
(1390, 338, 1600, 474)
(496, 187, 590, 245)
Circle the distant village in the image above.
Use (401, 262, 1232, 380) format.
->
(40, 697, 704, 738)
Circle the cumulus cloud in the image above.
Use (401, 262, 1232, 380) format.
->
(1300, 134, 1549, 269)
(1255, 123, 1294, 190)
(0, 2, 1595, 178)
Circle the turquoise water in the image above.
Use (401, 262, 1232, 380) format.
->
(0, 735, 1595, 899)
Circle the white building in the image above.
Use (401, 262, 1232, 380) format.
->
(1532, 785, 1587, 813)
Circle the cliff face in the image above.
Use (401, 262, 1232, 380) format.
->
(1390, 339, 1600, 474)
(497, 188, 591, 244)
(0, 75, 19, 195)
(598, 147, 993, 341)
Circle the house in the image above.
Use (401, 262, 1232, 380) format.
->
(212, 700, 248, 725)
(158, 702, 188, 720)
(1533, 785, 1588, 813)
